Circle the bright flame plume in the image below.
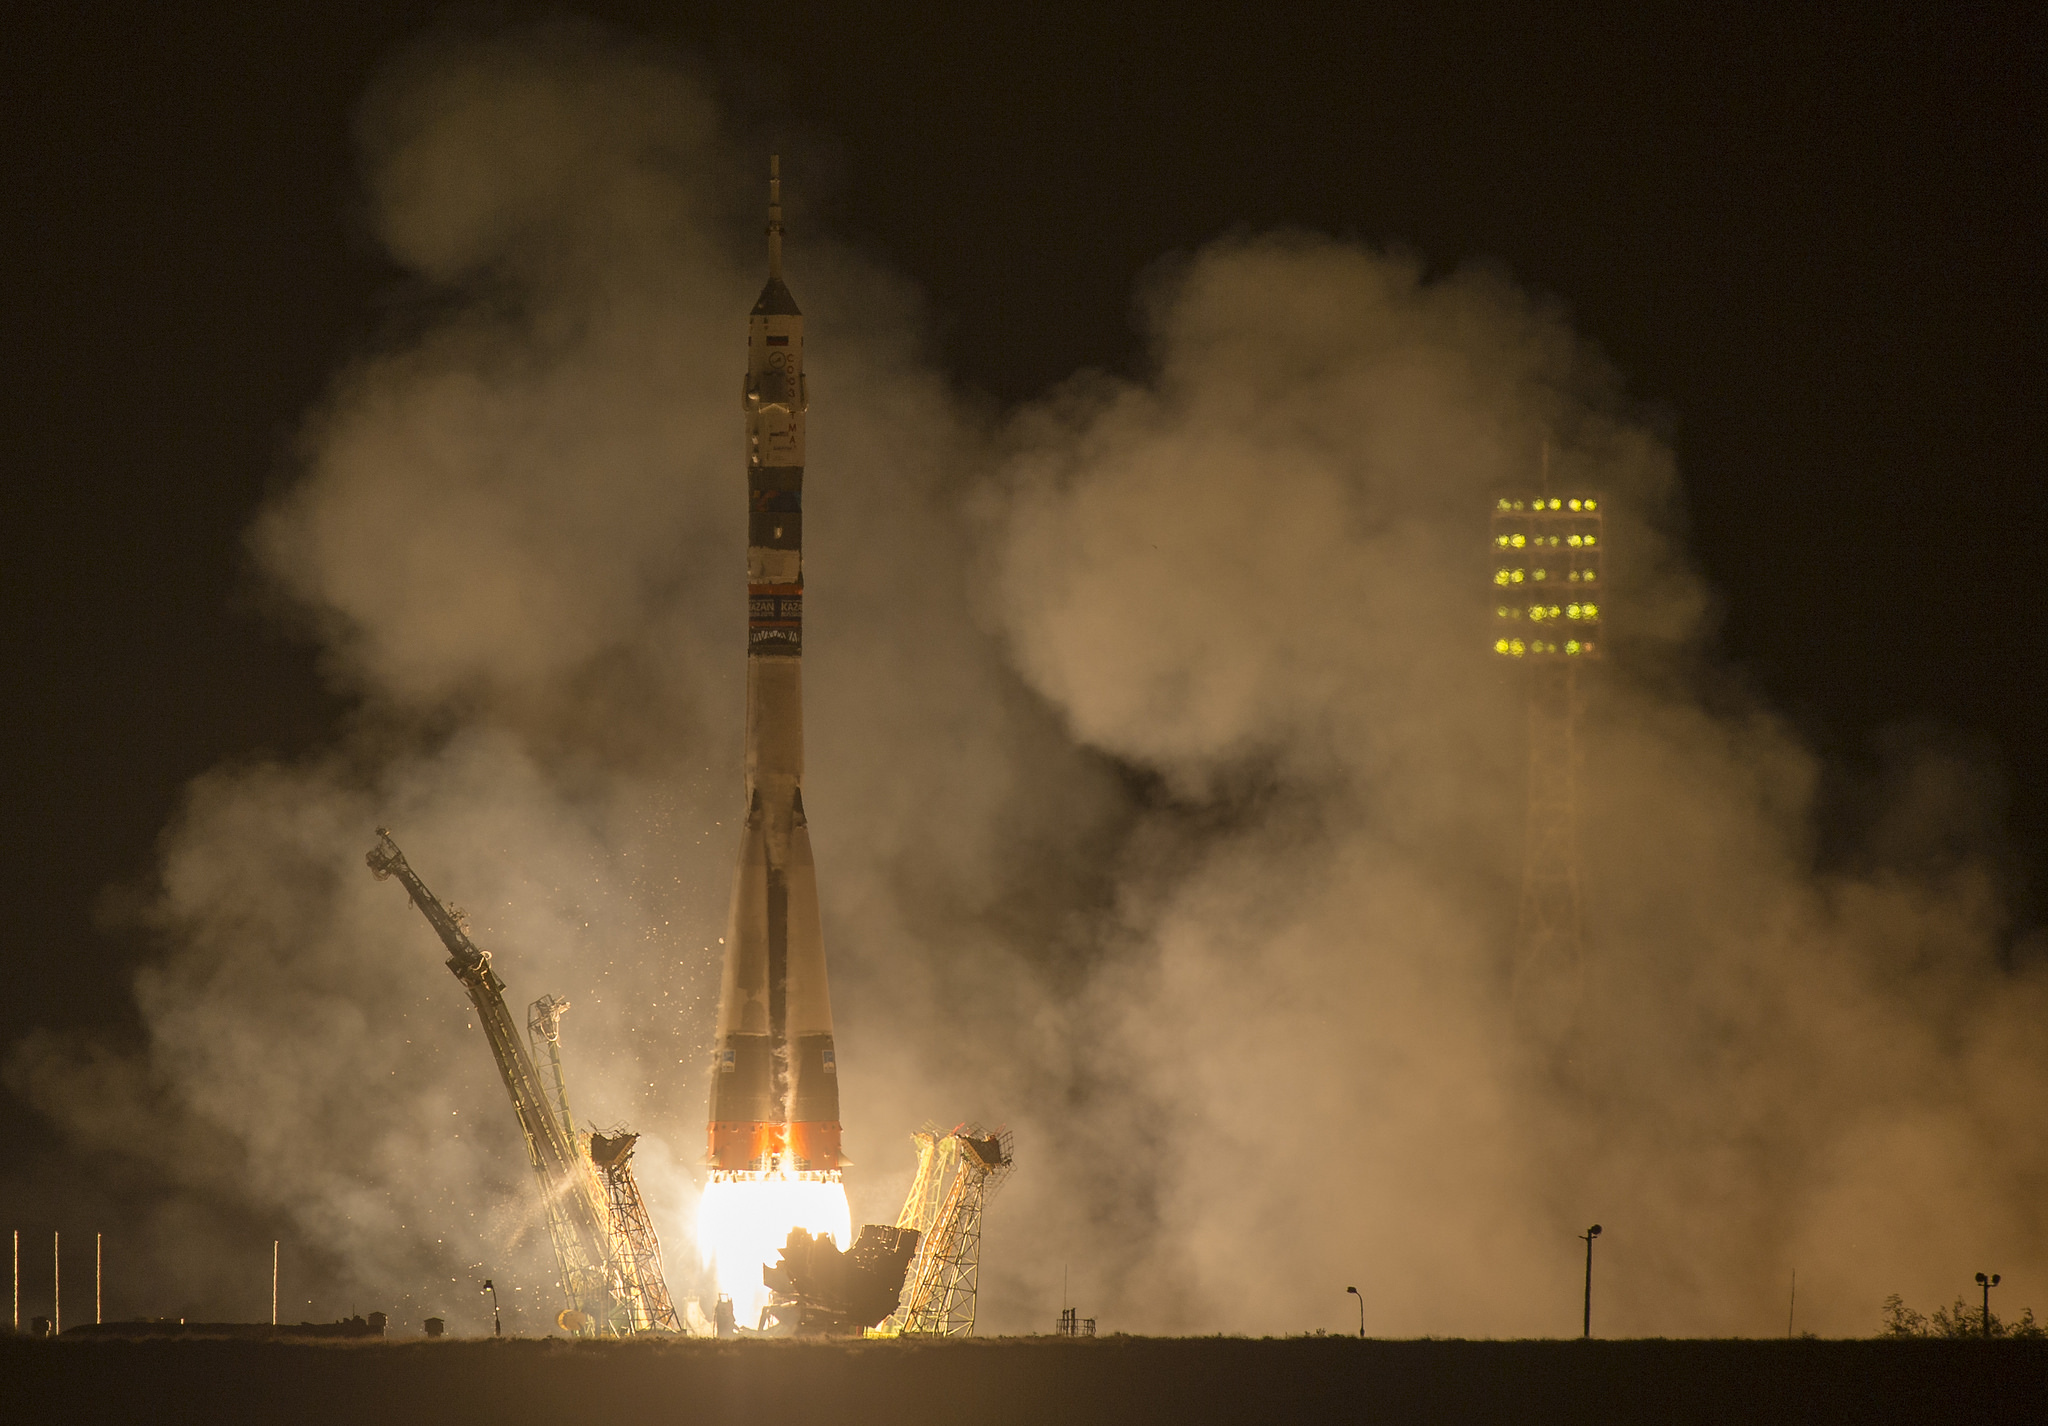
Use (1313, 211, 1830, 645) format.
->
(698, 1160, 850, 1327)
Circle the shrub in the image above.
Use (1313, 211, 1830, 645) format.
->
(1880, 1293, 2044, 1339)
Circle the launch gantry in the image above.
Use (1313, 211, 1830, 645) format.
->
(881, 1124, 1013, 1337)
(894, 1126, 948, 1239)
(588, 1131, 681, 1333)
(528, 998, 681, 1334)
(367, 830, 678, 1335)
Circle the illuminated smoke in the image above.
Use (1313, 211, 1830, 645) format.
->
(4, 21, 2044, 1340)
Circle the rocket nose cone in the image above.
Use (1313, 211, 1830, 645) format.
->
(751, 277, 802, 317)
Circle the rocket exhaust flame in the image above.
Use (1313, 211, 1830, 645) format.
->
(698, 1163, 851, 1326)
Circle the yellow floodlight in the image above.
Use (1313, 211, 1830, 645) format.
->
(1490, 490, 1602, 659)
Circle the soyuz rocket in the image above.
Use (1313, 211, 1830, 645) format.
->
(706, 158, 843, 1176)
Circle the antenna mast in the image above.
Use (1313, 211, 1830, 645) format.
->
(767, 154, 783, 280)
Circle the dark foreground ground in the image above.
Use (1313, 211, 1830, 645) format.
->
(4, 1335, 2043, 1425)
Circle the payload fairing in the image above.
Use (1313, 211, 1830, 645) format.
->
(707, 158, 842, 1176)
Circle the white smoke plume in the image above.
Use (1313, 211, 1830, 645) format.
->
(10, 22, 2046, 1337)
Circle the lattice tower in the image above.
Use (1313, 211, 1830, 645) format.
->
(895, 1126, 948, 1233)
(1489, 494, 1603, 1028)
(889, 1125, 1012, 1337)
(525, 998, 681, 1335)
(370, 833, 690, 1336)
(590, 1132, 682, 1333)
(528, 995, 576, 1139)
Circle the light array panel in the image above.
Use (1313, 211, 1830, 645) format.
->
(1490, 495, 1603, 658)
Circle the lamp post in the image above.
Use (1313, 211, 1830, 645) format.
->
(1580, 1225, 1602, 1339)
(1345, 1286, 1363, 1339)
(481, 1279, 502, 1338)
(1975, 1272, 2000, 1339)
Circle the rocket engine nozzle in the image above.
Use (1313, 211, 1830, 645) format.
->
(708, 1119, 843, 1173)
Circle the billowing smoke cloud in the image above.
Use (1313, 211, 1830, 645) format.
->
(979, 242, 2048, 1335)
(11, 22, 2047, 1338)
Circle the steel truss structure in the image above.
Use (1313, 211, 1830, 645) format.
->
(368, 831, 678, 1336)
(880, 1124, 1013, 1337)
(1489, 495, 1604, 1028)
(589, 1132, 682, 1333)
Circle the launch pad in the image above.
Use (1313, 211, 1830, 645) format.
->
(349, 161, 1006, 1343)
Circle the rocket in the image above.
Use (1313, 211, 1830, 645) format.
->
(707, 157, 842, 1174)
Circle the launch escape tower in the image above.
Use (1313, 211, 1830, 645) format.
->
(1490, 491, 1604, 1024)
(367, 831, 678, 1335)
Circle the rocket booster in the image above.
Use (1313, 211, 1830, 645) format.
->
(707, 157, 842, 1173)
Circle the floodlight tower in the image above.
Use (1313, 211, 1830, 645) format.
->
(1489, 489, 1604, 1028)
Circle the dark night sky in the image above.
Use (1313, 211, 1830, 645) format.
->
(2, 3, 2043, 1140)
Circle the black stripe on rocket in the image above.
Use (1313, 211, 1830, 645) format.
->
(748, 471, 803, 653)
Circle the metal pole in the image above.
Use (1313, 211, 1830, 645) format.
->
(1582, 1237, 1591, 1337)
(1976, 1272, 1999, 1338)
(1579, 1225, 1601, 1339)
(272, 1242, 279, 1326)
(53, 1231, 59, 1335)
(13, 1229, 17, 1333)
(96, 1233, 101, 1325)
(1786, 1269, 1795, 1339)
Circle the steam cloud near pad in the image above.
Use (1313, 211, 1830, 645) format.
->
(8, 23, 2046, 1337)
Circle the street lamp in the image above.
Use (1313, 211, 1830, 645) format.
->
(1975, 1272, 2001, 1339)
(481, 1278, 502, 1338)
(1345, 1286, 1363, 1339)
(1580, 1226, 1602, 1340)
